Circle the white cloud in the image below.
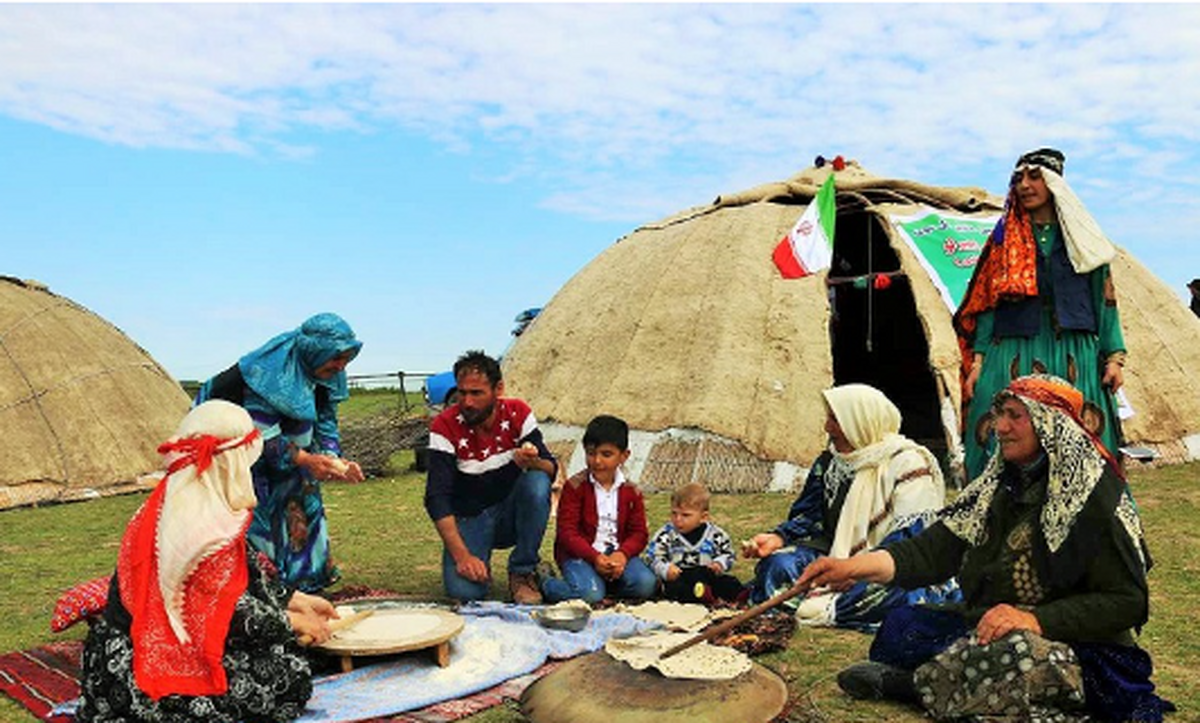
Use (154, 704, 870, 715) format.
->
(2, 7, 1193, 158)
(2, 4, 1198, 273)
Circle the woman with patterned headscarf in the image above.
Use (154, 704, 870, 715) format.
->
(742, 383, 959, 630)
(78, 400, 338, 722)
(800, 375, 1172, 722)
(195, 312, 364, 592)
(955, 148, 1127, 479)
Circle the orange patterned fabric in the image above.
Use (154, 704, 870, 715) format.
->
(1006, 375, 1085, 422)
(953, 192, 1040, 378)
(1005, 375, 1125, 478)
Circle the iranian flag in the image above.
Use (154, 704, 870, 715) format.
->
(772, 174, 836, 278)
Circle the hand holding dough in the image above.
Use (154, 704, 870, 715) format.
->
(515, 441, 539, 470)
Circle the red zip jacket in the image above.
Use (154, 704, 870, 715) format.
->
(553, 469, 648, 568)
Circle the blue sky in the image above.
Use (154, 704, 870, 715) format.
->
(3, 4, 1198, 382)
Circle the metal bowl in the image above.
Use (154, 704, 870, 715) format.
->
(534, 605, 591, 633)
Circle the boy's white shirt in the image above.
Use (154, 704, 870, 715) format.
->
(590, 468, 625, 554)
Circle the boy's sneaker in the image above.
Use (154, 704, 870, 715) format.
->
(509, 572, 543, 605)
(836, 661, 916, 702)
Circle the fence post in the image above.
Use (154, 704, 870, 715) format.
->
(397, 371, 410, 414)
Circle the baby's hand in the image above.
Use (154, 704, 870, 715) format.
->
(665, 563, 681, 582)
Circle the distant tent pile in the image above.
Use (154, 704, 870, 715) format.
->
(503, 162, 1200, 491)
(0, 277, 191, 509)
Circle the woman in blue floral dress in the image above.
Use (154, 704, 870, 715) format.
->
(195, 312, 364, 592)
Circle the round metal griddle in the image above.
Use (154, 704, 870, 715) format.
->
(520, 649, 788, 723)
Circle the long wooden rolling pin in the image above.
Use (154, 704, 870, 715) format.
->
(658, 580, 811, 660)
(298, 608, 374, 647)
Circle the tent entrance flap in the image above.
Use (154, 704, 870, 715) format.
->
(828, 210, 946, 460)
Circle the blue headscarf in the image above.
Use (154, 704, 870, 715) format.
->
(237, 313, 362, 421)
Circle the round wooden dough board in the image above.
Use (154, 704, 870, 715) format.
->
(315, 607, 464, 659)
(519, 649, 788, 723)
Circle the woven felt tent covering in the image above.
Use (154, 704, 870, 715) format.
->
(503, 161, 1200, 491)
(0, 277, 190, 509)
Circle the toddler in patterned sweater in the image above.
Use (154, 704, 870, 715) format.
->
(646, 482, 743, 603)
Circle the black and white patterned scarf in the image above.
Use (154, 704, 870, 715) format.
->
(940, 375, 1146, 568)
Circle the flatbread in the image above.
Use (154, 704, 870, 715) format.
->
(333, 611, 443, 643)
(604, 631, 752, 680)
(616, 600, 711, 631)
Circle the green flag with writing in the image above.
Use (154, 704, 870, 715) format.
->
(889, 211, 1000, 312)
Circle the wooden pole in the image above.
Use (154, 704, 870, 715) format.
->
(658, 580, 809, 660)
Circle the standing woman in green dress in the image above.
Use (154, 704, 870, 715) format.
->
(954, 148, 1127, 479)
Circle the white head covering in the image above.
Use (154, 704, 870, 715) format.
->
(156, 400, 263, 642)
(820, 384, 945, 559)
(823, 384, 902, 451)
(1017, 164, 1118, 274)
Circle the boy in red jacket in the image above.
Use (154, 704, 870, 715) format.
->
(542, 415, 657, 604)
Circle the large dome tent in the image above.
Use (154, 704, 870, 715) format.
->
(502, 161, 1200, 491)
(0, 276, 191, 509)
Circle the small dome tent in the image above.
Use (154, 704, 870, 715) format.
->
(0, 277, 191, 509)
(502, 162, 1200, 491)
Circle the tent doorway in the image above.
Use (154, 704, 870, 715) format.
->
(828, 210, 947, 460)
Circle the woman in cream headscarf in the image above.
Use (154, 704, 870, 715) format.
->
(743, 383, 959, 630)
(955, 148, 1127, 479)
(78, 400, 338, 723)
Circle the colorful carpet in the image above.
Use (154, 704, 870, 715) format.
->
(0, 639, 562, 723)
(2, 588, 796, 722)
(0, 641, 80, 722)
(0, 586, 560, 722)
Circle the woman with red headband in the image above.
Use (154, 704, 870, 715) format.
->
(798, 375, 1172, 722)
(77, 400, 338, 722)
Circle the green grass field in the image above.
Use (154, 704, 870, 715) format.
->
(2, 392, 1196, 722)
